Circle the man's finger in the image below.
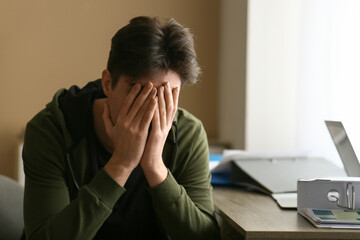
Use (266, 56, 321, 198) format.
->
(139, 96, 157, 131)
(119, 83, 141, 117)
(164, 82, 174, 124)
(172, 87, 179, 120)
(103, 102, 114, 137)
(134, 87, 157, 129)
(126, 82, 154, 121)
(158, 85, 166, 129)
(152, 97, 161, 129)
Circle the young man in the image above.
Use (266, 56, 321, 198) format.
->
(23, 16, 220, 239)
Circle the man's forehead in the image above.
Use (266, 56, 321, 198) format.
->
(124, 72, 181, 88)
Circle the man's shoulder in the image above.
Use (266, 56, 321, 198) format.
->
(26, 88, 72, 149)
(27, 88, 64, 129)
(176, 108, 206, 142)
(176, 108, 202, 127)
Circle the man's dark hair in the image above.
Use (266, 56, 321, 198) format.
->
(107, 16, 201, 87)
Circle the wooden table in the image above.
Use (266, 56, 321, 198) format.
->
(213, 187, 360, 240)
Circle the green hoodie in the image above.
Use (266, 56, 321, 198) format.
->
(23, 85, 220, 240)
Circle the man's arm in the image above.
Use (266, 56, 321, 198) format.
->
(140, 82, 220, 239)
(140, 82, 178, 187)
(24, 83, 157, 239)
(102, 81, 157, 186)
(23, 114, 125, 240)
(147, 122, 220, 240)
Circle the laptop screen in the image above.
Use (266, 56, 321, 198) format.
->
(325, 121, 360, 177)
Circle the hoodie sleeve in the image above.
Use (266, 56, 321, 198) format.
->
(147, 120, 220, 240)
(23, 109, 126, 240)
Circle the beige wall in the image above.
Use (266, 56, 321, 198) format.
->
(218, 0, 247, 149)
(0, 0, 220, 180)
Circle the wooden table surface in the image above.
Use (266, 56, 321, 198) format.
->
(213, 187, 360, 240)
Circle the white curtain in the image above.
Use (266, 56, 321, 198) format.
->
(246, 0, 360, 166)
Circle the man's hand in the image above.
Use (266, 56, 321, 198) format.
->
(104, 82, 157, 187)
(140, 82, 180, 187)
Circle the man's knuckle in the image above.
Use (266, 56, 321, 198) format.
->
(128, 126, 137, 134)
(120, 119, 129, 128)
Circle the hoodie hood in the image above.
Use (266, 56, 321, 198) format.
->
(58, 80, 105, 148)
(45, 79, 105, 150)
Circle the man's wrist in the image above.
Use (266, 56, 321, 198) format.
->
(104, 159, 134, 187)
(142, 160, 168, 188)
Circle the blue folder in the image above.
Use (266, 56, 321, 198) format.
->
(210, 154, 232, 186)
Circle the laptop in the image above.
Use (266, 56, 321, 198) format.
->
(325, 121, 360, 177)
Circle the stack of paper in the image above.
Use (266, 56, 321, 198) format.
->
(304, 208, 360, 229)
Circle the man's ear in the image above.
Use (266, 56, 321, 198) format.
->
(102, 69, 112, 97)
